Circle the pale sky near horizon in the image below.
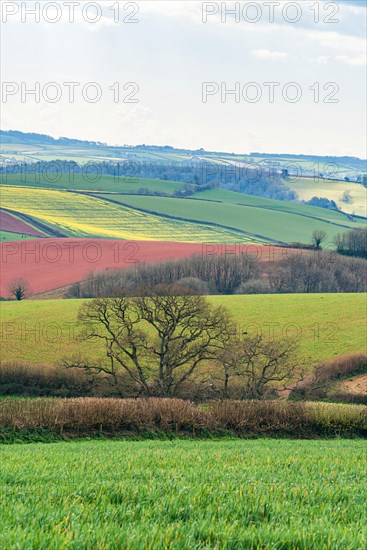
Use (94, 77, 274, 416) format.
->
(1, 0, 366, 157)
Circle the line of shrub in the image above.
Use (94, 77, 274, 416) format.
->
(0, 361, 102, 397)
(0, 398, 365, 440)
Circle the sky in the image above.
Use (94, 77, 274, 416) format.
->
(1, 0, 366, 156)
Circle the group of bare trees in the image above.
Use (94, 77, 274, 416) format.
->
(311, 228, 367, 259)
(65, 286, 302, 400)
(67, 254, 262, 299)
(67, 246, 366, 300)
(268, 253, 366, 293)
(334, 228, 367, 259)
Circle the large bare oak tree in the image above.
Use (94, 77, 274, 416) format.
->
(65, 285, 234, 397)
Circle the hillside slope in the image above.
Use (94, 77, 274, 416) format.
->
(1, 294, 365, 367)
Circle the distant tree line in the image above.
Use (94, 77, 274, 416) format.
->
(2, 160, 297, 201)
(67, 254, 261, 298)
(67, 248, 366, 299)
(306, 197, 339, 210)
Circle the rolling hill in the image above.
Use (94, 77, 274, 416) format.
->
(1, 131, 366, 245)
(1, 183, 364, 246)
(2, 131, 366, 180)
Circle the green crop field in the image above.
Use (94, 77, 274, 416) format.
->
(97, 193, 362, 245)
(1, 294, 365, 367)
(1, 173, 184, 195)
(193, 189, 361, 225)
(285, 178, 367, 217)
(0, 439, 365, 548)
(0, 186, 251, 243)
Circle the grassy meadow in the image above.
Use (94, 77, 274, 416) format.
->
(0, 439, 365, 548)
(1, 294, 365, 368)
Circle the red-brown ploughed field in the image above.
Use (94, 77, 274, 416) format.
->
(0, 239, 202, 296)
(0, 239, 292, 297)
(0, 210, 46, 237)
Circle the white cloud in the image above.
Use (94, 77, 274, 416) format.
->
(251, 49, 288, 60)
(309, 53, 366, 66)
(312, 56, 331, 64)
(140, 1, 202, 21)
(335, 54, 367, 66)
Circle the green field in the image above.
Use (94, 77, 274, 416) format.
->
(1, 294, 365, 367)
(285, 178, 367, 217)
(1, 173, 184, 195)
(100, 192, 363, 244)
(0, 439, 365, 548)
(0, 231, 37, 242)
(193, 189, 361, 225)
(0, 186, 250, 243)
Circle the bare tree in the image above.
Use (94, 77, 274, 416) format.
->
(311, 229, 327, 250)
(8, 279, 31, 301)
(65, 285, 234, 397)
(217, 334, 303, 399)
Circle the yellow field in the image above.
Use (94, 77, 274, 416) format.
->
(0, 186, 255, 243)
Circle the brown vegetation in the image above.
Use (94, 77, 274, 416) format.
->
(0, 397, 365, 437)
(0, 361, 99, 397)
(268, 253, 366, 293)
